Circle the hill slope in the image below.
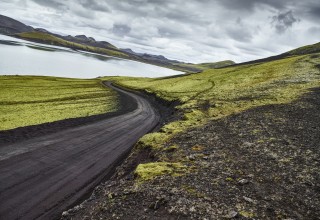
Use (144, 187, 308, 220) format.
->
(233, 41, 320, 67)
(283, 41, 320, 56)
(0, 14, 34, 35)
(63, 44, 320, 219)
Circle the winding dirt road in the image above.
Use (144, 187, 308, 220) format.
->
(0, 82, 160, 220)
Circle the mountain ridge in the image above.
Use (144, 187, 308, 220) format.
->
(0, 14, 235, 73)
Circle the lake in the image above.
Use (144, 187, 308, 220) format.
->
(0, 35, 182, 78)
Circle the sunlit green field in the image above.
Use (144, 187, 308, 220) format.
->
(104, 53, 320, 149)
(0, 76, 119, 130)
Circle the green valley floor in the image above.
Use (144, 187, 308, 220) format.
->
(0, 76, 118, 131)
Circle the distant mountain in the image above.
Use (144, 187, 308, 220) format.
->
(61, 35, 117, 50)
(0, 14, 34, 35)
(0, 14, 118, 51)
(0, 14, 237, 73)
(121, 48, 138, 55)
(121, 49, 237, 70)
(35, 28, 50, 33)
(121, 48, 181, 64)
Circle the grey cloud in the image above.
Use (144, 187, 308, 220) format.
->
(162, 11, 207, 26)
(237, 45, 269, 56)
(118, 0, 171, 7)
(1, 0, 319, 63)
(308, 26, 320, 35)
(106, 0, 207, 26)
(105, 1, 158, 17)
(112, 24, 131, 36)
(217, 0, 287, 11)
(226, 28, 252, 42)
(157, 24, 189, 38)
(309, 6, 320, 19)
(32, 0, 67, 10)
(158, 27, 178, 38)
(225, 18, 253, 42)
(79, 0, 110, 12)
(72, 9, 96, 19)
(271, 10, 300, 34)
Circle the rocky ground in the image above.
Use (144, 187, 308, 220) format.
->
(62, 87, 320, 220)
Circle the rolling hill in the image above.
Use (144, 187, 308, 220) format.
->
(64, 41, 320, 219)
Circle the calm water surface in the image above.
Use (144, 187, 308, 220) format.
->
(0, 35, 182, 78)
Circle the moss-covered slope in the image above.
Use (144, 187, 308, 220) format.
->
(0, 76, 118, 130)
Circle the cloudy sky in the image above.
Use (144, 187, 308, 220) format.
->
(1, 0, 319, 63)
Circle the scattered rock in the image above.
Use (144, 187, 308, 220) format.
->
(226, 210, 238, 218)
(73, 204, 83, 211)
(238, 179, 250, 185)
(243, 142, 254, 147)
(243, 196, 255, 204)
(189, 206, 196, 212)
(149, 197, 166, 210)
(62, 211, 69, 217)
(123, 189, 132, 195)
(188, 154, 196, 161)
(108, 193, 113, 199)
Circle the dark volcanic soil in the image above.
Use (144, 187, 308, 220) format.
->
(63, 87, 320, 220)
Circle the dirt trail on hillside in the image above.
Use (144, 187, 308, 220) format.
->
(0, 82, 160, 220)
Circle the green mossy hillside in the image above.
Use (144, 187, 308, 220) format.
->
(0, 76, 119, 130)
(283, 42, 320, 56)
(102, 53, 320, 178)
(135, 162, 187, 181)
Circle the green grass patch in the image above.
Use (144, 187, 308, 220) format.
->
(134, 162, 187, 181)
(136, 132, 169, 150)
(0, 76, 119, 130)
